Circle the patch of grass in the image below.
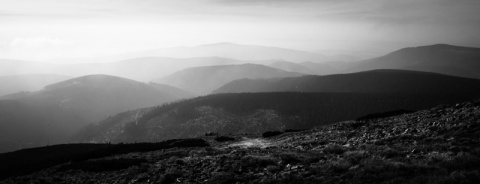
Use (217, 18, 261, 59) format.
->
(323, 144, 346, 155)
(439, 152, 480, 171)
(379, 148, 404, 158)
(209, 172, 244, 184)
(344, 150, 369, 165)
(241, 155, 278, 167)
(278, 152, 304, 164)
(321, 158, 353, 174)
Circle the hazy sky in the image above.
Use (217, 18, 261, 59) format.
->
(1, 0, 480, 61)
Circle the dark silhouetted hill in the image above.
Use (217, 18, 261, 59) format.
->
(344, 44, 480, 79)
(213, 69, 480, 94)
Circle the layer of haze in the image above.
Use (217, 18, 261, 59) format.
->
(1, 0, 480, 62)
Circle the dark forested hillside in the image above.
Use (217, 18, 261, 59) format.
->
(74, 92, 480, 143)
(213, 69, 480, 94)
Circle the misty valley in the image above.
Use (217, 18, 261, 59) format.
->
(2, 1, 480, 182)
(1, 42, 480, 183)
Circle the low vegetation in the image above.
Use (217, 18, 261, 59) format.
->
(0, 139, 208, 180)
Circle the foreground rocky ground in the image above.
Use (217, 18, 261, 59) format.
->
(2, 99, 480, 184)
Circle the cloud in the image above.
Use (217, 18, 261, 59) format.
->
(8, 37, 73, 61)
(312, 0, 480, 27)
(214, 0, 320, 5)
(10, 37, 68, 50)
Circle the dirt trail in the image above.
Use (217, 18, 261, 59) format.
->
(227, 138, 273, 148)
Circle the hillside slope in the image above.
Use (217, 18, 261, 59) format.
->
(73, 92, 480, 144)
(2, 98, 480, 183)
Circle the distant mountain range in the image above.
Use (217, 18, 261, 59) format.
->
(0, 74, 71, 96)
(154, 63, 305, 95)
(343, 44, 480, 79)
(213, 69, 480, 94)
(96, 42, 330, 63)
(1, 57, 248, 81)
(2, 44, 479, 81)
(0, 75, 191, 153)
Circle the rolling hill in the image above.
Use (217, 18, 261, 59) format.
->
(299, 61, 343, 75)
(268, 61, 319, 74)
(268, 61, 342, 75)
(213, 69, 480, 94)
(154, 64, 305, 95)
(0, 75, 191, 153)
(54, 57, 244, 81)
(344, 44, 480, 79)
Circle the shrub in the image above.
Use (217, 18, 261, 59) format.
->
(323, 144, 346, 155)
(322, 158, 352, 173)
(344, 150, 369, 164)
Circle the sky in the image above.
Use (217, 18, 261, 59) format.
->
(1, 0, 480, 62)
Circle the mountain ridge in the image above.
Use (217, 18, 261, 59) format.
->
(155, 63, 305, 95)
(213, 69, 480, 94)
